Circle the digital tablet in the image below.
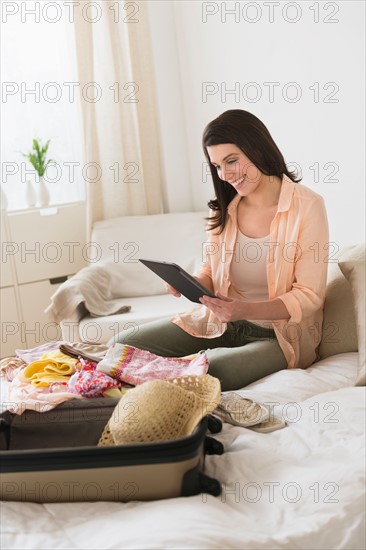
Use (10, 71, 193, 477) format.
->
(139, 259, 216, 303)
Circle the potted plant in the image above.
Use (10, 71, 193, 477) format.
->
(21, 138, 56, 207)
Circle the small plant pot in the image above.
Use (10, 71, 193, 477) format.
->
(25, 180, 37, 208)
(1, 186, 8, 211)
(37, 177, 50, 207)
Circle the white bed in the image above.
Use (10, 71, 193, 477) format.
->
(1, 352, 365, 550)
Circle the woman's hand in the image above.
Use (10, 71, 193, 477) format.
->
(199, 292, 247, 322)
(200, 293, 290, 322)
(165, 283, 181, 297)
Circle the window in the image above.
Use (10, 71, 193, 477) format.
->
(1, 4, 85, 210)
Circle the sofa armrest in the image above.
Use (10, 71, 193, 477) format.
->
(59, 303, 88, 342)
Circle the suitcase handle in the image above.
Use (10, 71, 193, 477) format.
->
(0, 418, 11, 451)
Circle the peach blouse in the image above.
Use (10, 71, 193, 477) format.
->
(171, 175, 330, 370)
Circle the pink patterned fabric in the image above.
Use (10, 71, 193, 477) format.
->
(75, 358, 98, 372)
(96, 343, 209, 386)
(68, 367, 120, 398)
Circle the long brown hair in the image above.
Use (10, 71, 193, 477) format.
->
(203, 109, 301, 233)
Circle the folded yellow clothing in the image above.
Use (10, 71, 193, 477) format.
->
(40, 350, 78, 367)
(26, 373, 72, 387)
(21, 351, 77, 387)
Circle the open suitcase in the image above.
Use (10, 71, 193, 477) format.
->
(0, 397, 223, 503)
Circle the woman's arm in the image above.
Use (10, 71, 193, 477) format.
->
(199, 293, 290, 322)
(275, 195, 329, 324)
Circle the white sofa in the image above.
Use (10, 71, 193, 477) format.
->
(60, 211, 208, 344)
(58, 212, 365, 385)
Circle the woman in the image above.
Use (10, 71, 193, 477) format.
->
(111, 109, 329, 390)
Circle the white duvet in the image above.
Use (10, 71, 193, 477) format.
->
(1, 352, 365, 550)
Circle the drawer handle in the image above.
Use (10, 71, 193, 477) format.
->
(49, 276, 68, 285)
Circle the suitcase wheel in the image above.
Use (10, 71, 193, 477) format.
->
(207, 414, 222, 434)
(198, 472, 222, 497)
(204, 435, 224, 455)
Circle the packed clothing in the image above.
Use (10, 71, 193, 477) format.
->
(0, 341, 209, 414)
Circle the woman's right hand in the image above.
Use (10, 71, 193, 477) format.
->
(165, 283, 181, 297)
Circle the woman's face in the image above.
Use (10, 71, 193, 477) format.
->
(207, 143, 262, 196)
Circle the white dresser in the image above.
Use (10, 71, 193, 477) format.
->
(0, 203, 87, 358)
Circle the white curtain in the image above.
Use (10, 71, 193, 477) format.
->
(74, 0, 165, 227)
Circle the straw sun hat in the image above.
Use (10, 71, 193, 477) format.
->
(98, 374, 221, 446)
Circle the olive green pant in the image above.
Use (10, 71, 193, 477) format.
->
(109, 318, 288, 391)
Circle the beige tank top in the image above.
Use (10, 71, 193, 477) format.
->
(229, 229, 273, 329)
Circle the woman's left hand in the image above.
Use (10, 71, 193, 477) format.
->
(199, 292, 247, 322)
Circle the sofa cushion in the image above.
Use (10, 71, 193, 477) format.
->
(318, 263, 358, 359)
(338, 259, 365, 386)
(318, 244, 365, 367)
(78, 294, 194, 344)
(90, 212, 207, 298)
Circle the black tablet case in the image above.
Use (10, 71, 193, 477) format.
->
(139, 259, 216, 303)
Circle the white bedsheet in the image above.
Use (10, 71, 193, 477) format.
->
(1, 352, 365, 550)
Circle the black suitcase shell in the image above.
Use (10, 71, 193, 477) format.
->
(0, 398, 222, 502)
